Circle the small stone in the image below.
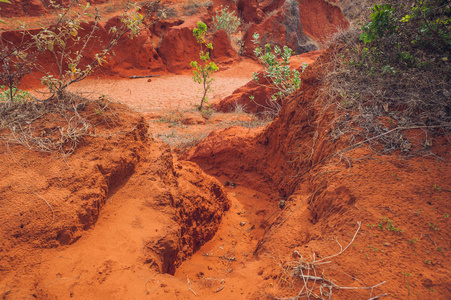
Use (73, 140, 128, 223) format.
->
(240, 222, 246, 227)
(230, 181, 236, 188)
(279, 199, 286, 209)
(224, 180, 230, 186)
(383, 242, 391, 247)
(147, 79, 152, 82)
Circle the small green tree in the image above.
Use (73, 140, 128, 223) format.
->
(0, 49, 34, 102)
(251, 33, 304, 102)
(29, 1, 149, 101)
(190, 21, 219, 111)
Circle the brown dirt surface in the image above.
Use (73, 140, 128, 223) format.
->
(64, 58, 261, 113)
(184, 54, 451, 299)
(0, 100, 231, 298)
(2, 1, 450, 300)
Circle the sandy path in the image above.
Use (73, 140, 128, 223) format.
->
(69, 59, 261, 112)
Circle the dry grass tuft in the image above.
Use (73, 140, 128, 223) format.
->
(316, 27, 450, 155)
(182, 0, 213, 16)
(275, 223, 387, 299)
(0, 93, 116, 156)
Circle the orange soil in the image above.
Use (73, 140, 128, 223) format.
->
(1, 1, 450, 300)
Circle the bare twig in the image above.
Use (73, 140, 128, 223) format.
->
(315, 222, 361, 264)
(279, 222, 386, 299)
(34, 192, 55, 226)
(187, 276, 197, 296)
(145, 273, 161, 295)
(129, 75, 160, 79)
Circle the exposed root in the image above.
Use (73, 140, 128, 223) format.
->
(34, 193, 55, 226)
(0, 93, 116, 156)
(278, 222, 386, 300)
(187, 276, 197, 296)
(144, 273, 162, 295)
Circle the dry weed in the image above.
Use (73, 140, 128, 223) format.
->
(183, 0, 213, 16)
(275, 222, 387, 300)
(317, 27, 450, 155)
(0, 93, 116, 156)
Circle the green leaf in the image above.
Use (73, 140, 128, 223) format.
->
(0, 0, 11, 3)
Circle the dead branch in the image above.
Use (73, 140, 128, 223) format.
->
(129, 75, 161, 79)
(187, 276, 197, 296)
(278, 222, 386, 300)
(34, 192, 55, 226)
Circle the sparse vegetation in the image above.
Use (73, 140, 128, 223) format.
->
(427, 222, 439, 231)
(0, 0, 165, 155)
(0, 85, 32, 103)
(378, 217, 404, 233)
(403, 271, 413, 295)
(407, 238, 418, 244)
(212, 5, 241, 37)
(321, 0, 450, 153)
(30, 1, 147, 101)
(249, 32, 305, 116)
(183, 0, 213, 16)
(190, 21, 219, 111)
(251, 32, 304, 103)
(0, 1, 449, 299)
(212, 5, 243, 53)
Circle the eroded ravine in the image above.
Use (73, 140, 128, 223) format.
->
(13, 140, 233, 299)
(174, 178, 279, 292)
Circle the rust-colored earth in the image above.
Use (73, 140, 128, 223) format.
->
(1, 0, 450, 299)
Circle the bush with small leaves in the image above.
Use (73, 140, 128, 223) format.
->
(28, 1, 152, 101)
(212, 5, 240, 37)
(251, 32, 304, 103)
(190, 21, 219, 111)
(0, 85, 32, 103)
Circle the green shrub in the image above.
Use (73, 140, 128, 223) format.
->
(360, 1, 450, 67)
(212, 5, 240, 36)
(251, 32, 304, 103)
(319, 1, 450, 153)
(0, 85, 32, 103)
(190, 21, 219, 111)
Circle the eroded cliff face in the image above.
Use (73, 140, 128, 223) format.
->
(184, 51, 451, 299)
(1, 0, 348, 82)
(1, 1, 450, 298)
(0, 100, 230, 298)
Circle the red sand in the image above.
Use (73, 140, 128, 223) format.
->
(1, 1, 450, 299)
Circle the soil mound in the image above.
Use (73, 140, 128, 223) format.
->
(2, 0, 348, 87)
(0, 100, 230, 298)
(0, 0, 47, 17)
(215, 50, 323, 113)
(298, 0, 350, 41)
(158, 17, 201, 74)
(185, 53, 451, 298)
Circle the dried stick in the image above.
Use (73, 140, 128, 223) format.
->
(187, 276, 197, 296)
(129, 75, 160, 79)
(34, 193, 55, 226)
(145, 273, 161, 295)
(282, 222, 387, 300)
(314, 221, 361, 264)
